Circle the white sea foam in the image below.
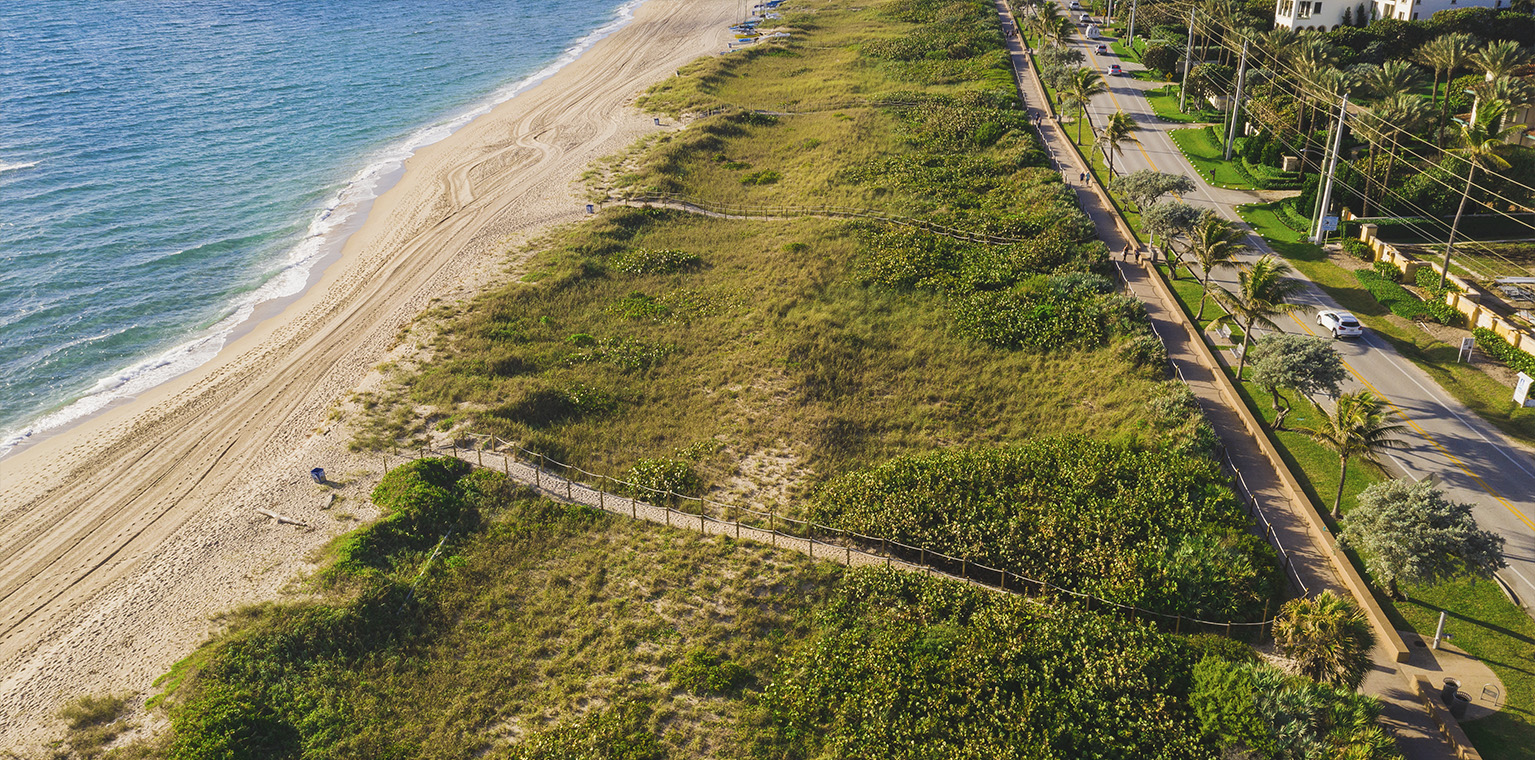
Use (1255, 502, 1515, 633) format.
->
(0, 0, 646, 459)
(0, 160, 39, 173)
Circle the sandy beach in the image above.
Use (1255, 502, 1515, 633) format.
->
(0, 0, 732, 747)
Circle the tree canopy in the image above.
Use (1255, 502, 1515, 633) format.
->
(1248, 334, 1346, 430)
(1341, 478, 1506, 598)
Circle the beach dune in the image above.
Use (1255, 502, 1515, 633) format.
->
(0, 0, 732, 747)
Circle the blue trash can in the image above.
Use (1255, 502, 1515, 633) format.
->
(310, 467, 325, 484)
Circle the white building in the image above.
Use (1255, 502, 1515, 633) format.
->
(1275, 0, 1509, 30)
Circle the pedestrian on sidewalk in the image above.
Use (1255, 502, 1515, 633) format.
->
(1079, 171, 1086, 183)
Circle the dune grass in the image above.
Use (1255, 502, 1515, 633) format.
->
(375, 0, 1190, 501)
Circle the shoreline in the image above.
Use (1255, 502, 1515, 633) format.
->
(0, 0, 734, 747)
(0, 0, 650, 461)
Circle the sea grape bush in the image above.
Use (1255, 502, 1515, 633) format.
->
(611, 247, 701, 274)
(333, 458, 496, 575)
(1411, 267, 1467, 327)
(750, 567, 1212, 759)
(1473, 327, 1535, 374)
(861, 0, 1000, 62)
(811, 437, 1280, 620)
(668, 648, 750, 695)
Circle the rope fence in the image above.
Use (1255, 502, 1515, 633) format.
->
(379, 434, 1280, 640)
(611, 193, 1033, 246)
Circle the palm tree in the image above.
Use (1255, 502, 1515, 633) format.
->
(1257, 27, 1298, 70)
(1067, 66, 1107, 145)
(1362, 59, 1423, 100)
(1438, 99, 1524, 290)
(1353, 103, 1394, 217)
(1301, 390, 1407, 518)
(1187, 215, 1248, 320)
(1289, 35, 1338, 163)
(1028, 1, 1064, 44)
(1273, 591, 1377, 690)
(1375, 93, 1433, 214)
(1415, 33, 1477, 147)
(1210, 254, 1305, 377)
(1471, 39, 1531, 83)
(1099, 110, 1137, 177)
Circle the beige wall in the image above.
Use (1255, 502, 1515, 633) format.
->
(1359, 224, 1533, 353)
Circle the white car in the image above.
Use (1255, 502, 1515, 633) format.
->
(1317, 309, 1363, 338)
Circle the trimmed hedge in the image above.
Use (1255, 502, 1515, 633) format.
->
(1353, 270, 1429, 321)
(1474, 328, 1535, 375)
(1410, 266, 1467, 327)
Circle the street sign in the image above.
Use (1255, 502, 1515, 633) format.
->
(1516, 372, 1535, 408)
(1458, 336, 1474, 363)
(1321, 215, 1340, 232)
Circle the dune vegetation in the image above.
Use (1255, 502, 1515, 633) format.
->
(86, 0, 1407, 757)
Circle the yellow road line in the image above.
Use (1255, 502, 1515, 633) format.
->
(1067, 21, 1534, 531)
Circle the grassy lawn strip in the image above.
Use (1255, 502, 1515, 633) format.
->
(1145, 85, 1219, 125)
(1238, 201, 1535, 447)
(1168, 126, 1255, 190)
(1397, 576, 1535, 760)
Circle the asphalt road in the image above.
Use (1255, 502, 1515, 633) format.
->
(1053, 13, 1535, 609)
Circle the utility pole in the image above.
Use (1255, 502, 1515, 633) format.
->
(1312, 94, 1349, 244)
(1126, 0, 1138, 51)
(1224, 40, 1250, 160)
(1179, 8, 1197, 112)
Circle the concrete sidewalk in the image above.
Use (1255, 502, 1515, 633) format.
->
(993, 4, 1462, 757)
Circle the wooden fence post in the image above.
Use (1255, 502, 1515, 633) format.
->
(665, 504, 671, 527)
(566, 472, 572, 500)
(536, 455, 542, 488)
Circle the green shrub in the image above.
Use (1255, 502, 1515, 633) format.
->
(626, 456, 703, 500)
(752, 567, 1209, 758)
(1474, 328, 1535, 375)
(1415, 265, 1460, 293)
(337, 457, 491, 574)
(1371, 259, 1402, 281)
(507, 703, 664, 760)
(740, 169, 782, 185)
(1424, 298, 1466, 328)
(612, 247, 702, 274)
(668, 648, 750, 694)
(811, 438, 1279, 620)
(1353, 270, 1428, 320)
(1342, 238, 1373, 261)
(1141, 44, 1180, 77)
(1191, 658, 1396, 758)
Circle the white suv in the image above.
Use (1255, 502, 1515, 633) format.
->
(1317, 309, 1363, 338)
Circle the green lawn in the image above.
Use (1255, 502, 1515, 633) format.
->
(1398, 576, 1535, 760)
(1145, 85, 1219, 124)
(1168, 126, 1256, 190)
(1110, 36, 1145, 62)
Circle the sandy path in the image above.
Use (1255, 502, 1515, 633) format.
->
(0, 0, 733, 747)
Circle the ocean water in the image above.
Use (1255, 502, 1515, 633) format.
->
(0, 0, 642, 454)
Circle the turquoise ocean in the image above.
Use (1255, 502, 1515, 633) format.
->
(0, 0, 642, 454)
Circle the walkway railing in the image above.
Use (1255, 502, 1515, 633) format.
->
(380, 435, 1278, 639)
(610, 193, 1032, 245)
